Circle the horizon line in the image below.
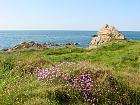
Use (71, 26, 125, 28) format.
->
(0, 29, 139, 32)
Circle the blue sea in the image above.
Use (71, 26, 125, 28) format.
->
(0, 31, 140, 49)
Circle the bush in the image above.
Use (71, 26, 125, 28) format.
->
(2, 58, 15, 72)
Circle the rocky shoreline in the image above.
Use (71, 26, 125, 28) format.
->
(1, 24, 127, 51)
(1, 41, 80, 52)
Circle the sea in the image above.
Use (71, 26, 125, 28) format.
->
(0, 31, 140, 49)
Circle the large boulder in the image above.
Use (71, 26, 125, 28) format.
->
(89, 24, 125, 48)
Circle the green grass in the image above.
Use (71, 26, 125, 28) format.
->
(0, 40, 140, 105)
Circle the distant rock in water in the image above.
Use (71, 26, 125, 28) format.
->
(2, 41, 48, 51)
(1, 41, 80, 52)
(15, 41, 48, 49)
(89, 24, 125, 48)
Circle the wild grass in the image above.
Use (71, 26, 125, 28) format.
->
(0, 40, 140, 105)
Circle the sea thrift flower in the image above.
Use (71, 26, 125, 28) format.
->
(36, 62, 76, 80)
(66, 72, 96, 105)
(35, 62, 96, 105)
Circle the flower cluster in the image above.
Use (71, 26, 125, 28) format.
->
(36, 67, 69, 81)
(66, 73, 93, 91)
(36, 62, 76, 81)
(36, 66, 59, 80)
(35, 62, 96, 105)
(66, 72, 96, 105)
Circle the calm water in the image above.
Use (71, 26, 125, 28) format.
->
(0, 31, 140, 49)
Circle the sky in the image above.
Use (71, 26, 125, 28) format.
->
(0, 0, 140, 30)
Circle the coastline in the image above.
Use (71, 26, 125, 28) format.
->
(0, 30, 140, 50)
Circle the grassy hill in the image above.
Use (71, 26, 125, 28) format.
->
(0, 40, 140, 105)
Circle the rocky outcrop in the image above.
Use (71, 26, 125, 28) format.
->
(89, 24, 125, 48)
(14, 41, 48, 49)
(2, 41, 48, 51)
(1, 41, 80, 52)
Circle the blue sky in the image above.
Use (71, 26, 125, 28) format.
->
(0, 0, 140, 30)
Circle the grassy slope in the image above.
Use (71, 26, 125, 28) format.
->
(0, 40, 140, 105)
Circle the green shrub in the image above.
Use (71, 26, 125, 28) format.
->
(2, 58, 15, 72)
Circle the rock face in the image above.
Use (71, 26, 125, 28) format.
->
(89, 24, 125, 48)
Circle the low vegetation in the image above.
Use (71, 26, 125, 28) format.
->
(0, 40, 140, 105)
